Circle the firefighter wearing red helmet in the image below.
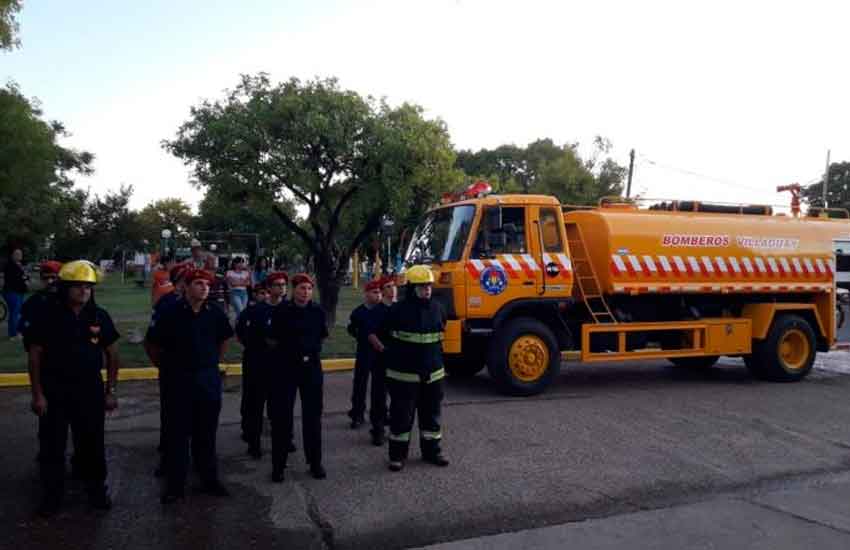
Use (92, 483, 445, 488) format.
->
(266, 273, 329, 482)
(145, 268, 234, 503)
(381, 265, 450, 471)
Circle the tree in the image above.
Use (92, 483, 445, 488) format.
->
(137, 198, 195, 246)
(802, 161, 850, 215)
(53, 185, 143, 261)
(165, 74, 458, 322)
(455, 136, 625, 204)
(0, 0, 21, 51)
(195, 185, 304, 265)
(0, 82, 94, 255)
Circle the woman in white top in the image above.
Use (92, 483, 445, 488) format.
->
(226, 257, 251, 318)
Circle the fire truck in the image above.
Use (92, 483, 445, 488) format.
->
(403, 182, 849, 395)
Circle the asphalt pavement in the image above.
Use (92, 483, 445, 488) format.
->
(2, 355, 850, 550)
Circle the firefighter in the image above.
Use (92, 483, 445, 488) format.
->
(267, 273, 328, 482)
(236, 280, 271, 458)
(383, 265, 449, 471)
(363, 275, 397, 446)
(146, 268, 234, 503)
(264, 271, 297, 454)
(145, 264, 188, 477)
(26, 260, 120, 516)
(347, 278, 383, 430)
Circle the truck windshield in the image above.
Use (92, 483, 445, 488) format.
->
(405, 205, 476, 264)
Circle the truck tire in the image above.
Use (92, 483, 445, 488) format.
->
(487, 317, 560, 396)
(746, 314, 816, 382)
(669, 356, 720, 369)
(443, 354, 485, 378)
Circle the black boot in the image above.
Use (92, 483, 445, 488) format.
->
(370, 429, 385, 447)
(161, 486, 184, 504)
(247, 445, 262, 460)
(88, 485, 112, 510)
(38, 492, 63, 517)
(310, 464, 327, 479)
(424, 454, 450, 467)
(201, 480, 230, 497)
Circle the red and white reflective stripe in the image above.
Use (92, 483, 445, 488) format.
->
(728, 257, 742, 275)
(466, 259, 486, 278)
(627, 255, 643, 275)
(754, 257, 767, 275)
(642, 255, 658, 274)
(657, 255, 672, 274)
(521, 254, 540, 276)
(741, 257, 755, 276)
(826, 258, 835, 274)
(803, 258, 815, 277)
(778, 257, 791, 276)
(714, 256, 729, 276)
(700, 256, 715, 275)
(791, 257, 803, 276)
(766, 257, 779, 277)
(815, 258, 827, 275)
(502, 254, 523, 277)
(672, 256, 687, 275)
(611, 255, 627, 275)
(687, 257, 701, 276)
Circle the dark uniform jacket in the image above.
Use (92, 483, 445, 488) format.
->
(268, 301, 328, 368)
(146, 300, 234, 398)
(382, 295, 447, 380)
(27, 296, 120, 391)
(348, 303, 380, 363)
(236, 302, 274, 358)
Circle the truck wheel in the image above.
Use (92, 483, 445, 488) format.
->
(443, 355, 485, 377)
(669, 356, 720, 369)
(487, 317, 560, 396)
(747, 315, 816, 382)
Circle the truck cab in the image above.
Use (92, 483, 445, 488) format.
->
(403, 191, 576, 391)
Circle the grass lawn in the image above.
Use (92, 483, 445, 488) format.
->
(0, 274, 361, 373)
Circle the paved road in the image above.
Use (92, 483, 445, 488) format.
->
(2, 357, 850, 549)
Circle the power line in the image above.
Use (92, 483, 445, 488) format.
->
(637, 154, 768, 194)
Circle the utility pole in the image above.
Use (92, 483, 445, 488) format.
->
(824, 149, 831, 208)
(626, 149, 635, 198)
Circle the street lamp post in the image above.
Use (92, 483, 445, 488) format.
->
(161, 229, 172, 260)
(382, 216, 394, 273)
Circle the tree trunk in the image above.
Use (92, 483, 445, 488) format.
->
(315, 258, 342, 327)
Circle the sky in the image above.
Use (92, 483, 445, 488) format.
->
(4, 0, 849, 213)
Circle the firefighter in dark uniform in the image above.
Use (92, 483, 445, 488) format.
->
(145, 264, 188, 477)
(263, 271, 297, 454)
(364, 275, 397, 446)
(19, 261, 79, 468)
(267, 273, 328, 482)
(146, 268, 234, 503)
(236, 280, 271, 458)
(383, 265, 450, 471)
(347, 278, 383, 431)
(26, 260, 121, 516)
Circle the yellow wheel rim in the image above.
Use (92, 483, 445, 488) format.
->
(508, 335, 550, 382)
(778, 328, 809, 371)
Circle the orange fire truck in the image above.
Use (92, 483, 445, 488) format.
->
(402, 183, 850, 395)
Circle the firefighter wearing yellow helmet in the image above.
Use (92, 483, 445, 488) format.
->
(27, 260, 121, 516)
(381, 264, 450, 471)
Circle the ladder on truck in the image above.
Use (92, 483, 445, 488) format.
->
(565, 222, 617, 324)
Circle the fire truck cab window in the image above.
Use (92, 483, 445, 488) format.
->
(540, 208, 563, 252)
(473, 207, 527, 258)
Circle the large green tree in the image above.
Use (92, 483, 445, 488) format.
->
(0, 0, 21, 51)
(803, 161, 850, 216)
(136, 197, 195, 247)
(165, 74, 458, 322)
(0, 82, 94, 254)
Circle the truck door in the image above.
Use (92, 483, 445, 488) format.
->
(466, 205, 536, 318)
(531, 205, 573, 298)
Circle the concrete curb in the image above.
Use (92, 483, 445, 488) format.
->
(0, 358, 355, 388)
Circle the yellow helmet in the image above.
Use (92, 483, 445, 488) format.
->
(405, 265, 435, 285)
(59, 260, 101, 284)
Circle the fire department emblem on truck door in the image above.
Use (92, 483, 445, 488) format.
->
(480, 265, 508, 295)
